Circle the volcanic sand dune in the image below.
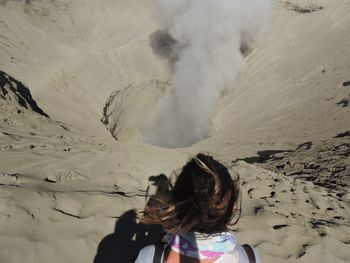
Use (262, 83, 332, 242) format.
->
(0, 0, 350, 262)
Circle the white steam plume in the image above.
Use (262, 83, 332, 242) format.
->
(145, 0, 273, 148)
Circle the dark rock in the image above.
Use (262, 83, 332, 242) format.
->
(336, 98, 349, 107)
(0, 71, 49, 118)
(273, 224, 289, 230)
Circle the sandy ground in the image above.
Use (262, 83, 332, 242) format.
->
(0, 0, 350, 262)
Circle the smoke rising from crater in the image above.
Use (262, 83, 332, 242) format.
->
(145, 0, 273, 148)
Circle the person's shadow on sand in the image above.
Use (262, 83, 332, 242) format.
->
(94, 209, 165, 263)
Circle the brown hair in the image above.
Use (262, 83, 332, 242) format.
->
(142, 153, 241, 235)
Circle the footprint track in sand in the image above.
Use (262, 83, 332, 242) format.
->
(238, 163, 349, 232)
(0, 172, 21, 186)
(46, 169, 89, 183)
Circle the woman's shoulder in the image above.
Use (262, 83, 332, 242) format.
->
(215, 245, 260, 263)
(134, 244, 260, 263)
(234, 245, 261, 263)
(134, 245, 156, 263)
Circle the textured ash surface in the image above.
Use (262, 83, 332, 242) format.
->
(241, 132, 350, 194)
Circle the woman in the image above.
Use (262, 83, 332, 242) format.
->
(135, 153, 260, 263)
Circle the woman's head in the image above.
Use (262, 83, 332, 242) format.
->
(143, 153, 241, 235)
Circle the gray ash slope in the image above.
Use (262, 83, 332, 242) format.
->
(0, 70, 73, 134)
(0, 71, 49, 118)
(239, 132, 350, 195)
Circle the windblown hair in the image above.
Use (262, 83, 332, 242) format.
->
(142, 153, 241, 235)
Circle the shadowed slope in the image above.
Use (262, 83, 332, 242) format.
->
(0, 71, 49, 117)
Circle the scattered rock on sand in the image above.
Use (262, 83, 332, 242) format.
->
(239, 134, 350, 193)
